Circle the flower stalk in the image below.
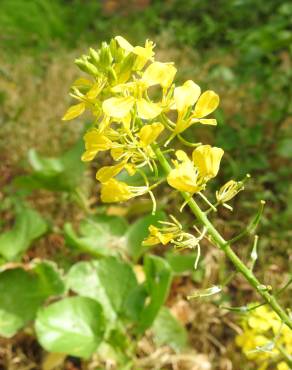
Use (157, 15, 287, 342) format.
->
(153, 145, 292, 330)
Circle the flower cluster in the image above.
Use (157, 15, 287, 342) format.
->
(63, 36, 244, 237)
(236, 304, 292, 370)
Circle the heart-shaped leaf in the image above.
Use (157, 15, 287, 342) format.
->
(0, 260, 64, 337)
(35, 296, 104, 359)
(64, 215, 128, 257)
(66, 256, 138, 323)
(0, 206, 47, 261)
(14, 139, 85, 192)
(153, 307, 188, 352)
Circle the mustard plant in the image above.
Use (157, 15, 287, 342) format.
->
(63, 36, 292, 330)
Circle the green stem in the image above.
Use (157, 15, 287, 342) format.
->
(277, 344, 292, 368)
(154, 145, 292, 330)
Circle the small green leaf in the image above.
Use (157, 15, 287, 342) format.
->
(166, 251, 197, 274)
(277, 138, 292, 158)
(66, 256, 138, 322)
(64, 215, 128, 256)
(14, 139, 85, 192)
(137, 255, 172, 333)
(153, 307, 188, 352)
(0, 260, 64, 337)
(126, 212, 165, 261)
(0, 206, 47, 261)
(35, 296, 104, 359)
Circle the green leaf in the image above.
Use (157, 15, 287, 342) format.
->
(0, 260, 64, 338)
(166, 251, 197, 274)
(152, 307, 188, 352)
(125, 212, 165, 261)
(35, 296, 104, 359)
(137, 255, 172, 333)
(166, 252, 205, 282)
(0, 206, 47, 261)
(64, 215, 128, 257)
(14, 139, 85, 192)
(66, 256, 138, 322)
(277, 138, 292, 158)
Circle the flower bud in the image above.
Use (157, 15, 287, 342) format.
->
(75, 58, 98, 76)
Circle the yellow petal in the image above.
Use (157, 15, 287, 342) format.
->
(133, 45, 153, 59)
(167, 161, 201, 193)
(192, 145, 224, 179)
(175, 150, 190, 163)
(174, 80, 201, 112)
(81, 150, 98, 162)
(133, 40, 155, 70)
(86, 83, 101, 99)
(81, 130, 113, 161)
(100, 179, 133, 203)
(115, 36, 134, 52)
(142, 62, 177, 88)
(193, 90, 219, 118)
(124, 163, 136, 176)
(190, 118, 217, 126)
(277, 362, 289, 370)
(62, 102, 85, 121)
(111, 147, 125, 161)
(72, 78, 92, 88)
(199, 119, 217, 125)
(142, 235, 160, 246)
(96, 162, 125, 183)
(136, 99, 162, 120)
(102, 96, 135, 118)
(83, 130, 113, 150)
(138, 122, 164, 146)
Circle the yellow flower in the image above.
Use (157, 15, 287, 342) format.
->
(277, 362, 289, 370)
(192, 145, 224, 179)
(142, 62, 177, 89)
(102, 96, 135, 119)
(169, 84, 219, 136)
(143, 225, 174, 246)
(62, 102, 85, 121)
(236, 330, 273, 361)
(236, 304, 292, 368)
(96, 162, 126, 183)
(138, 122, 164, 146)
(173, 80, 201, 114)
(102, 95, 162, 120)
(81, 129, 113, 161)
(100, 179, 148, 203)
(96, 160, 136, 183)
(100, 179, 133, 203)
(216, 180, 244, 204)
(115, 36, 155, 70)
(167, 150, 204, 193)
(167, 146, 223, 193)
(190, 90, 219, 125)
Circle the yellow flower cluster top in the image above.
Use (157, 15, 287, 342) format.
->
(62, 36, 236, 208)
(236, 304, 292, 370)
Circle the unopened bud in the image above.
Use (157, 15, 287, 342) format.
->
(89, 48, 100, 66)
(75, 58, 98, 76)
(99, 42, 113, 67)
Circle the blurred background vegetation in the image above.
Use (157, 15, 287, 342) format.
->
(0, 1, 291, 369)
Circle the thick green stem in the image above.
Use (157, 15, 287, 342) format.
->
(154, 145, 292, 330)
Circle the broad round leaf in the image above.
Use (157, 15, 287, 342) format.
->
(0, 261, 64, 338)
(0, 206, 47, 261)
(35, 297, 104, 359)
(66, 257, 138, 322)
